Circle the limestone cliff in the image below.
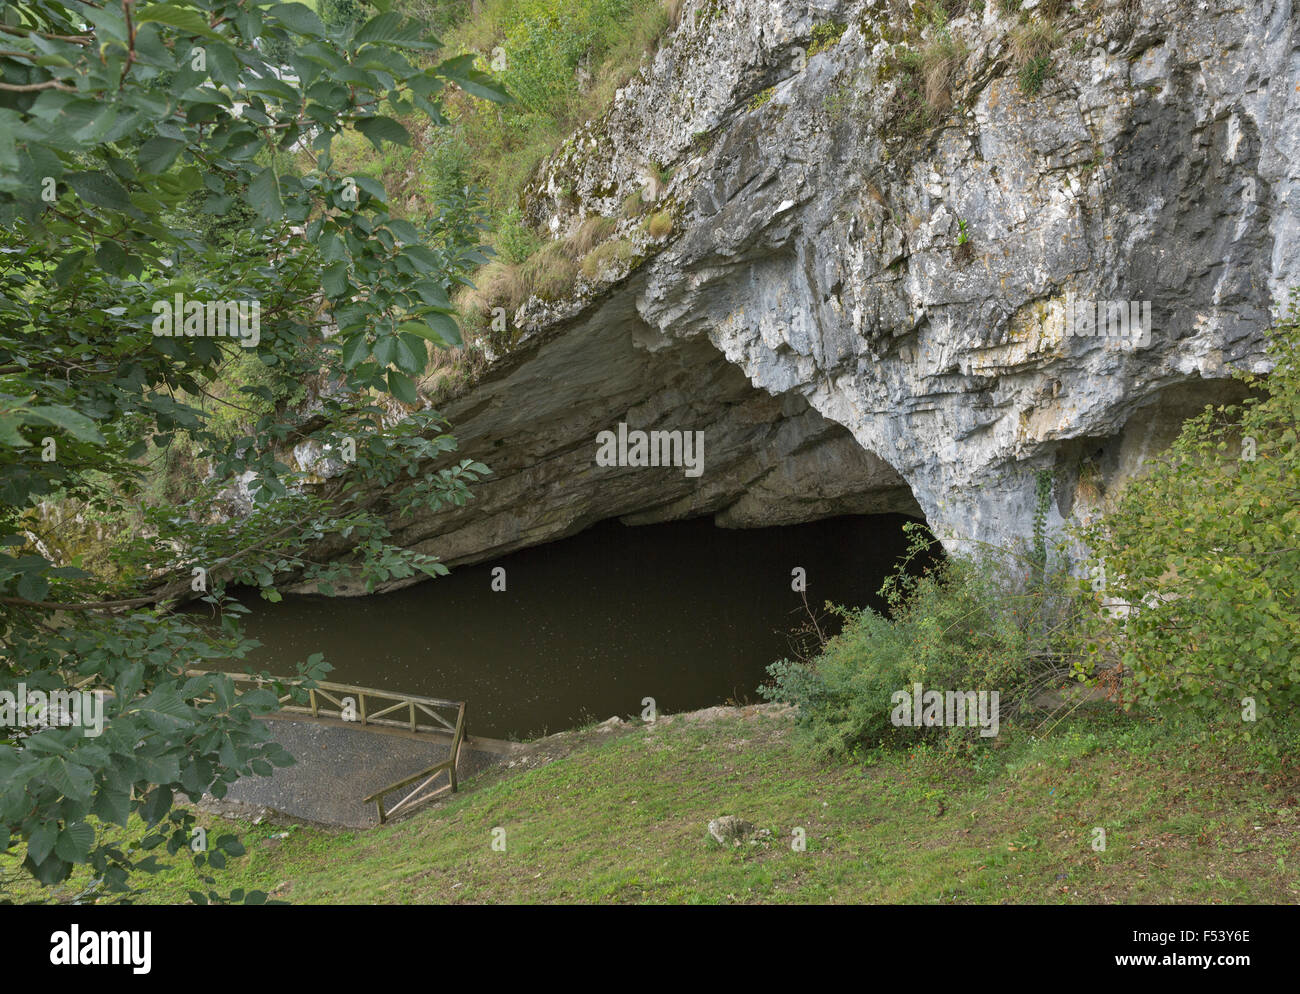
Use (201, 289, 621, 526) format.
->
(305, 0, 1300, 584)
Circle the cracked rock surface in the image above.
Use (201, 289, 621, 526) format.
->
(300, 0, 1298, 589)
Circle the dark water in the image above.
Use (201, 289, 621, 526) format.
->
(223, 514, 925, 739)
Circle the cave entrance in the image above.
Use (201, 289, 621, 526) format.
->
(234, 513, 935, 739)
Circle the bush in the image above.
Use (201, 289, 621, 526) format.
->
(397, 0, 472, 37)
(761, 524, 1077, 759)
(1077, 293, 1300, 741)
(321, 0, 369, 31)
(443, 0, 667, 216)
(495, 206, 544, 263)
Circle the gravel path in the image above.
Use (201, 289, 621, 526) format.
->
(217, 717, 507, 828)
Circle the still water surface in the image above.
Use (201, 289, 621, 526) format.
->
(230, 514, 923, 739)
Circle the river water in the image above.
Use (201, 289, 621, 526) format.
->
(226, 513, 926, 739)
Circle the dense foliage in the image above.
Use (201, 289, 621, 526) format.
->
(0, 0, 503, 898)
(416, 0, 668, 226)
(765, 302, 1299, 760)
(761, 525, 1076, 759)
(1077, 295, 1300, 741)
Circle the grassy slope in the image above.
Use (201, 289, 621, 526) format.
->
(14, 707, 1300, 904)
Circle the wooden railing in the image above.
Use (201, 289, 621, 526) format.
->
(363, 701, 467, 824)
(74, 670, 470, 824)
(185, 671, 465, 737)
(201, 672, 470, 823)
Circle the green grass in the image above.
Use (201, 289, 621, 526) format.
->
(313, 0, 676, 367)
(433, 0, 669, 220)
(10, 707, 1299, 905)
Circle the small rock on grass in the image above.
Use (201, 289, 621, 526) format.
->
(708, 815, 756, 846)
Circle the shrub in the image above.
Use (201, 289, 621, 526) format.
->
(457, 259, 531, 334)
(443, 0, 668, 217)
(885, 34, 967, 136)
(1076, 293, 1300, 742)
(320, 0, 369, 31)
(420, 130, 476, 207)
(808, 21, 847, 57)
(495, 206, 544, 263)
(622, 189, 647, 217)
(748, 85, 776, 111)
(397, 0, 472, 37)
(822, 82, 856, 127)
(913, 0, 964, 31)
(761, 524, 1078, 759)
(1018, 54, 1054, 95)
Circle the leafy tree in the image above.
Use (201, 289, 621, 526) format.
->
(1076, 293, 1300, 742)
(0, 0, 506, 898)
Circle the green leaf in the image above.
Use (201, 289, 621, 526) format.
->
(438, 55, 511, 103)
(340, 333, 369, 370)
(396, 332, 427, 372)
(138, 136, 185, 175)
(373, 335, 398, 367)
(246, 166, 283, 222)
(354, 11, 402, 45)
(27, 821, 58, 865)
(321, 261, 350, 297)
(50, 760, 94, 803)
(351, 174, 388, 202)
(52, 250, 87, 288)
(398, 320, 450, 348)
(426, 312, 463, 347)
(96, 240, 130, 275)
(27, 405, 105, 444)
(387, 369, 418, 405)
(218, 835, 246, 856)
(0, 414, 30, 448)
(54, 821, 95, 862)
(355, 116, 410, 150)
(387, 219, 421, 244)
(271, 3, 327, 36)
(16, 570, 49, 602)
(67, 171, 132, 211)
(135, 4, 224, 40)
(92, 784, 131, 827)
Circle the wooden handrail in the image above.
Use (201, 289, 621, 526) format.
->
(70, 670, 469, 824)
(180, 670, 465, 737)
(195, 670, 462, 709)
(365, 701, 467, 824)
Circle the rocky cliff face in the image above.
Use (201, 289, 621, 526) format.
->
(317, 0, 1300, 582)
